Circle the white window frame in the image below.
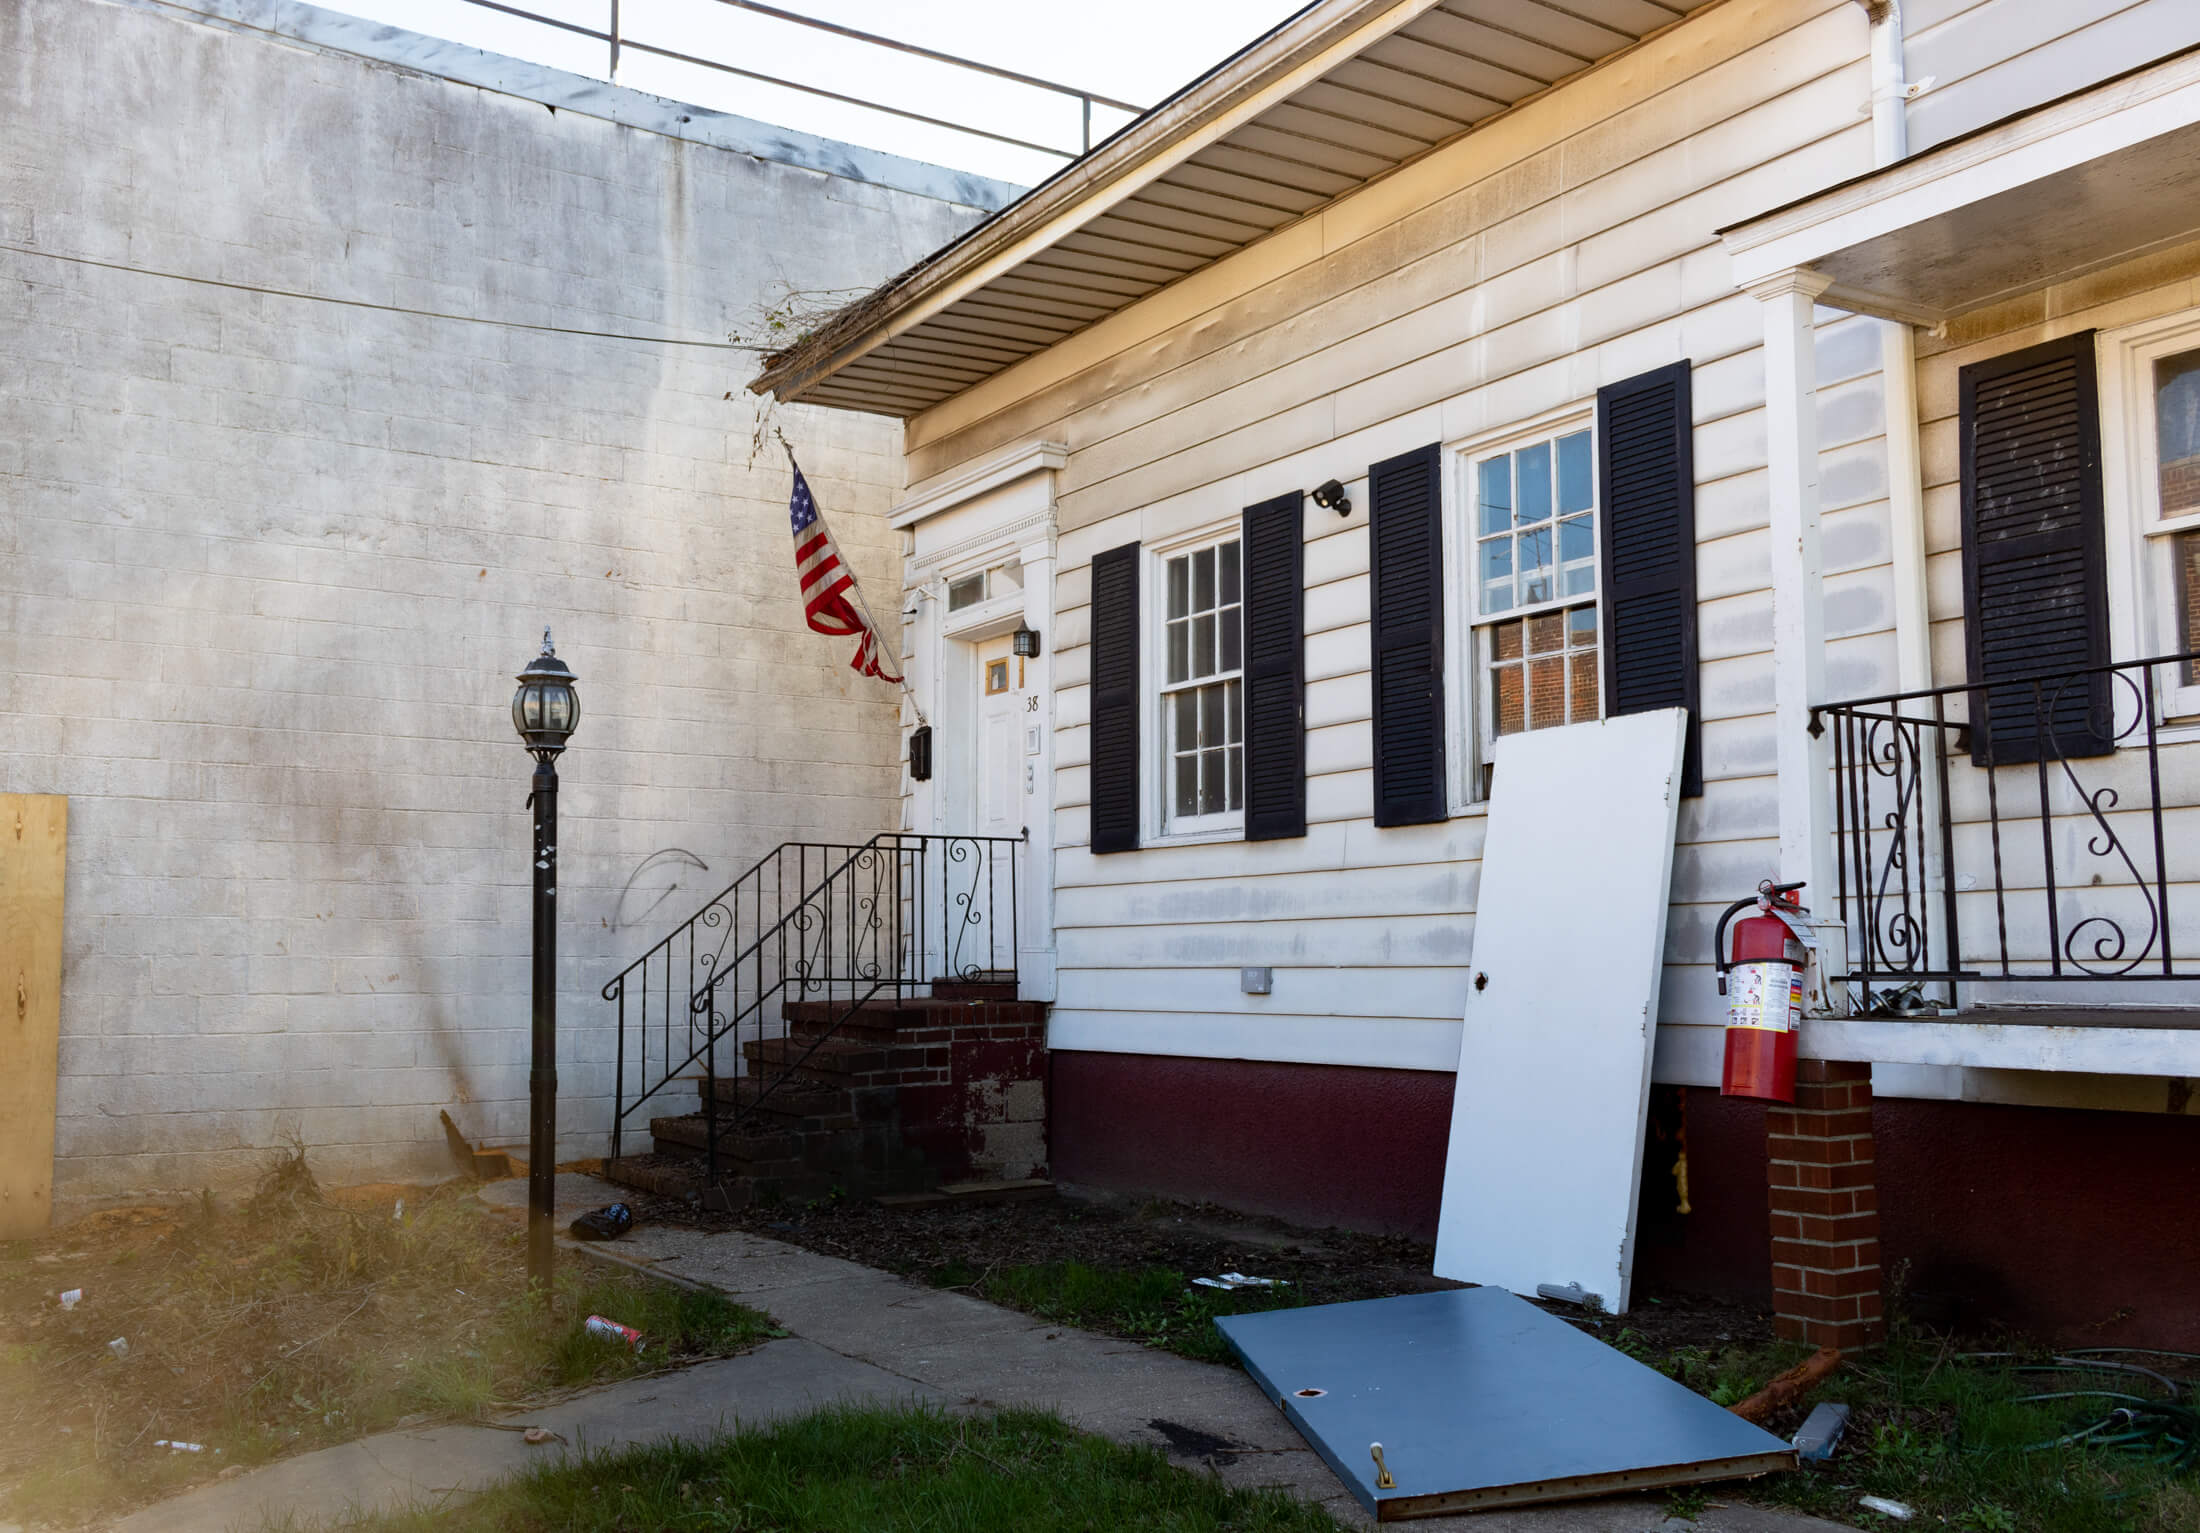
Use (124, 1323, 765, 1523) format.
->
(1440, 406, 1603, 810)
(2098, 310, 2200, 726)
(1144, 522, 1245, 843)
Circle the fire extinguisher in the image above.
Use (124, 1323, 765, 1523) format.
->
(1714, 880, 1811, 1103)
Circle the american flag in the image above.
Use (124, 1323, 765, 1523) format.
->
(789, 462, 901, 683)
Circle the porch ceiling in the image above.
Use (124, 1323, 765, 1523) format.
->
(1723, 45, 2200, 326)
(752, 0, 1720, 419)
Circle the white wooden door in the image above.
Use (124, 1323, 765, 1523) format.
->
(1433, 707, 1688, 1314)
(949, 635, 1021, 980)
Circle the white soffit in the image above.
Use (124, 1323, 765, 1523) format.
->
(1434, 708, 1687, 1315)
(761, 0, 1720, 418)
(1723, 45, 2200, 325)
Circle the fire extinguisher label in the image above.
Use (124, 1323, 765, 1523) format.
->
(1725, 962, 1800, 1033)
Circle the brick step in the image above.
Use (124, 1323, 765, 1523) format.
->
(780, 994, 1029, 1033)
(647, 1113, 795, 1160)
(698, 1073, 855, 1122)
(928, 978, 1017, 1002)
(742, 1035, 917, 1088)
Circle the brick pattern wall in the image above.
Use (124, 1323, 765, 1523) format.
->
(893, 1001, 1049, 1182)
(1768, 1059, 1885, 1350)
(0, 0, 989, 1203)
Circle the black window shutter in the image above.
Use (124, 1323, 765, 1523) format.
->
(1370, 443, 1447, 826)
(1597, 360, 1702, 797)
(1243, 491, 1306, 841)
(1089, 541, 1142, 854)
(1958, 331, 2113, 765)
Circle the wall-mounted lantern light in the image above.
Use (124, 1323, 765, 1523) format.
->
(909, 724, 933, 781)
(1311, 479, 1352, 517)
(1012, 626, 1042, 658)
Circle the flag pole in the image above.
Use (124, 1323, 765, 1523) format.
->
(784, 440, 928, 728)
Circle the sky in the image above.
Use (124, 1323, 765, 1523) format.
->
(316, 0, 1312, 186)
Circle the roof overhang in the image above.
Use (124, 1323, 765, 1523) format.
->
(1723, 44, 2200, 326)
(753, 0, 1724, 418)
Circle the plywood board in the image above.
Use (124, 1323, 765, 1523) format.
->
(1, 795, 66, 1238)
(1434, 709, 1686, 1312)
(1217, 1287, 1793, 1519)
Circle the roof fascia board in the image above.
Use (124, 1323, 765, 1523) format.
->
(752, 0, 1448, 403)
(891, 440, 1069, 528)
(1723, 44, 2200, 288)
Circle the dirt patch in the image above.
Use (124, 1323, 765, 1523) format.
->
(616, 1186, 1776, 1349)
(0, 1151, 769, 1528)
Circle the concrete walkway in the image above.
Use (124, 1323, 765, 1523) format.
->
(116, 1176, 1860, 1533)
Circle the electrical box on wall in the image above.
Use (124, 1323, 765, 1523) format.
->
(1241, 966, 1273, 995)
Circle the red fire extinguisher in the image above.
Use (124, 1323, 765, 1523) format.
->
(1714, 880, 1811, 1103)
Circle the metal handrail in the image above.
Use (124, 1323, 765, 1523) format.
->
(456, 0, 1141, 157)
(604, 830, 1024, 1193)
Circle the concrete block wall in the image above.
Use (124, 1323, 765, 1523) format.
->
(0, 0, 1007, 1206)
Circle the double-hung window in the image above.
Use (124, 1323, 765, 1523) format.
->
(1467, 423, 1601, 795)
(1159, 536, 1243, 833)
(2102, 314, 2200, 719)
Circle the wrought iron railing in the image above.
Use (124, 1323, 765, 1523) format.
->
(602, 832, 1022, 1188)
(1810, 651, 2200, 1014)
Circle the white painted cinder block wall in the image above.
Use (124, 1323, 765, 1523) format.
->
(0, 0, 1009, 1205)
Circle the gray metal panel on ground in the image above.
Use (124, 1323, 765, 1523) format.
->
(1216, 1287, 1794, 1521)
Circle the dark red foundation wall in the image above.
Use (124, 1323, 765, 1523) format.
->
(1053, 1052, 2200, 1346)
(1049, 1050, 1454, 1236)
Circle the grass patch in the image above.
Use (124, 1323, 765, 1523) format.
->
(1629, 1323, 2199, 1532)
(931, 1258, 1303, 1364)
(0, 1148, 776, 1527)
(291, 1402, 1342, 1532)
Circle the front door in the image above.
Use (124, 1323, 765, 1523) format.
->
(952, 634, 1022, 980)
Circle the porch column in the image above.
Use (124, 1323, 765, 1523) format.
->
(1749, 268, 1847, 998)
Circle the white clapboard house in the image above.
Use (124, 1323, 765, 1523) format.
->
(751, 0, 2200, 1349)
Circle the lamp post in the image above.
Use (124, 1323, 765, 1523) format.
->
(512, 630, 579, 1296)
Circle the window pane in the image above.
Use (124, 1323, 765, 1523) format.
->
(2156, 349, 2200, 514)
(1516, 441, 1551, 525)
(1193, 613, 1216, 676)
(1494, 659, 1524, 736)
(947, 574, 984, 611)
(1557, 431, 1593, 514)
(1527, 611, 1563, 654)
(1518, 526, 1552, 605)
(1227, 744, 1243, 810)
(1493, 617, 1523, 661)
(1568, 604, 1598, 648)
(1224, 677, 1242, 744)
(1167, 556, 1189, 620)
(1220, 605, 1242, 672)
(1173, 690, 1197, 753)
(2178, 529, 2200, 686)
(1199, 682, 1225, 746)
(1570, 649, 1600, 723)
(1200, 748, 1226, 814)
(1558, 514, 1595, 565)
(1192, 547, 1216, 610)
(1167, 619, 1189, 684)
(1529, 656, 1565, 730)
(1479, 538, 1513, 615)
(1478, 455, 1511, 536)
(1220, 541, 1241, 604)
(1174, 751, 1198, 817)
